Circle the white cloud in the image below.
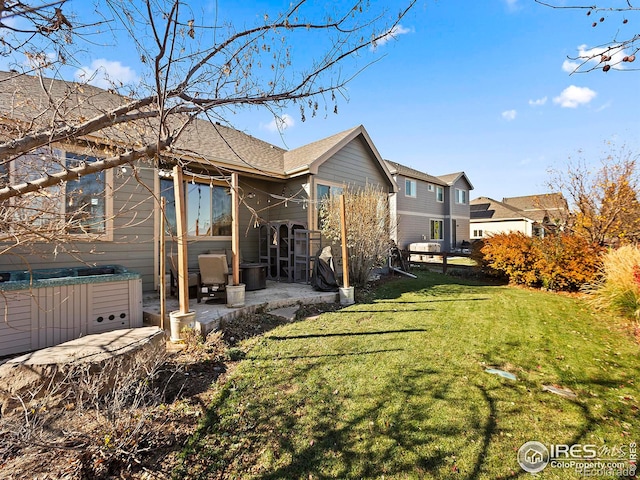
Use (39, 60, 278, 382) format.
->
(553, 85, 597, 108)
(528, 96, 547, 107)
(502, 109, 517, 121)
(371, 24, 412, 50)
(563, 44, 630, 72)
(504, 0, 520, 11)
(262, 113, 295, 133)
(75, 59, 139, 89)
(562, 59, 580, 73)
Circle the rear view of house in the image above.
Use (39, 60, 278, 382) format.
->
(386, 161, 474, 252)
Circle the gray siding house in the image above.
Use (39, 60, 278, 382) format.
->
(385, 161, 473, 252)
(0, 72, 396, 293)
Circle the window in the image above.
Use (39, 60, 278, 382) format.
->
(473, 229, 483, 238)
(455, 188, 467, 204)
(436, 186, 444, 203)
(65, 153, 107, 234)
(2, 149, 111, 236)
(160, 179, 177, 235)
(160, 178, 232, 237)
(316, 183, 343, 227)
(428, 184, 434, 192)
(405, 179, 416, 198)
(430, 219, 443, 240)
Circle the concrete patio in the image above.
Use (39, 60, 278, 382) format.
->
(143, 280, 340, 337)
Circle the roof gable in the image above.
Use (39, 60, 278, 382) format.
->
(437, 172, 474, 190)
(283, 124, 395, 190)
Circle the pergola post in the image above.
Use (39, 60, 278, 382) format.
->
(172, 166, 189, 314)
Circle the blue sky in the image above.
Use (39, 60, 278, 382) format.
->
(5, 0, 640, 199)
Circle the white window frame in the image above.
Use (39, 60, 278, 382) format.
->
(405, 179, 417, 198)
(436, 186, 444, 203)
(428, 184, 434, 192)
(455, 188, 467, 205)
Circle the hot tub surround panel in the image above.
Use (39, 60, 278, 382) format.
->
(0, 265, 143, 356)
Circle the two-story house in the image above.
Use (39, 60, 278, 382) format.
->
(385, 161, 474, 252)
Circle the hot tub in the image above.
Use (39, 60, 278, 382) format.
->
(0, 265, 142, 357)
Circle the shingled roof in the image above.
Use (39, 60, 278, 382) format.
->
(384, 160, 446, 186)
(501, 193, 568, 223)
(384, 161, 474, 191)
(0, 71, 289, 176)
(283, 126, 361, 174)
(470, 196, 535, 221)
(0, 72, 400, 184)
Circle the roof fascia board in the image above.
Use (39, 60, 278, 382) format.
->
(306, 125, 397, 192)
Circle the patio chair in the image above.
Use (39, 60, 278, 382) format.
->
(207, 248, 233, 273)
(168, 254, 202, 303)
(198, 254, 229, 303)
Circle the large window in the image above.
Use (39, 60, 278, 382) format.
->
(436, 186, 444, 203)
(316, 183, 343, 228)
(2, 149, 109, 236)
(455, 188, 467, 205)
(160, 178, 231, 237)
(430, 219, 443, 240)
(405, 179, 416, 198)
(65, 153, 106, 234)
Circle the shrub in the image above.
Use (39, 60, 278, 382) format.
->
(588, 245, 640, 322)
(536, 234, 603, 291)
(319, 184, 390, 287)
(479, 232, 602, 291)
(480, 232, 539, 286)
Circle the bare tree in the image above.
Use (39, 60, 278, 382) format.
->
(536, 1, 639, 73)
(0, 0, 416, 254)
(548, 145, 640, 245)
(319, 184, 390, 287)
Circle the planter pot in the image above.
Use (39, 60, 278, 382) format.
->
(339, 286, 355, 306)
(226, 284, 246, 308)
(169, 310, 196, 342)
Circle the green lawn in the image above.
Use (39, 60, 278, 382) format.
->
(176, 271, 639, 479)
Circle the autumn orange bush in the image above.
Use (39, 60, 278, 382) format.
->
(479, 232, 539, 286)
(535, 234, 604, 290)
(479, 232, 603, 291)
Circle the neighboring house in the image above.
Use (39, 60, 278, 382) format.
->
(385, 160, 474, 251)
(470, 193, 568, 239)
(0, 72, 396, 292)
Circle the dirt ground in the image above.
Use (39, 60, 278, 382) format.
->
(0, 302, 343, 480)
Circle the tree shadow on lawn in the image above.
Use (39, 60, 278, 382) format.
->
(267, 328, 429, 341)
(176, 350, 604, 480)
(249, 348, 405, 361)
(363, 271, 502, 304)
